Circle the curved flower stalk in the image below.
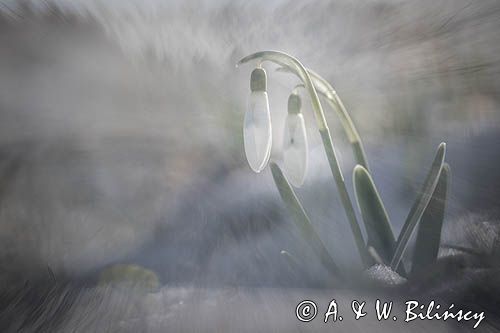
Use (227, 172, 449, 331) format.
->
(283, 92, 308, 187)
(307, 70, 369, 170)
(243, 68, 272, 172)
(238, 51, 370, 266)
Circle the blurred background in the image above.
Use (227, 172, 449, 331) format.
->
(0, 0, 499, 291)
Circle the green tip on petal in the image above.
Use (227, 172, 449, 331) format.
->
(250, 68, 267, 92)
(287, 93, 302, 115)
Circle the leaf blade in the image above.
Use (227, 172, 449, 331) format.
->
(270, 162, 341, 278)
(353, 166, 395, 262)
(390, 142, 446, 270)
(411, 163, 450, 276)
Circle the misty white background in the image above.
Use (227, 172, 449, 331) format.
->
(0, 0, 499, 286)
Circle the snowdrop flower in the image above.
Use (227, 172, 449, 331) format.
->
(283, 92, 308, 187)
(243, 67, 272, 172)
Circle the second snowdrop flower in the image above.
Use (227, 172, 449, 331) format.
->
(283, 92, 308, 187)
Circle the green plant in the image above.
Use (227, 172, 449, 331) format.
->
(238, 51, 450, 282)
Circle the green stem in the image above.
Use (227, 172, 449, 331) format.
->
(238, 51, 370, 266)
(306, 70, 368, 169)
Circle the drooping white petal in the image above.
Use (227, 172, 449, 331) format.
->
(283, 113, 308, 186)
(244, 91, 272, 172)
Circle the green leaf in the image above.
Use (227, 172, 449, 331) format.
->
(367, 246, 384, 265)
(390, 143, 446, 270)
(353, 166, 395, 262)
(353, 165, 407, 275)
(270, 162, 341, 278)
(411, 163, 450, 276)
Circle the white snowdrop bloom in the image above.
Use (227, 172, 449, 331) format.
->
(243, 68, 272, 173)
(283, 93, 308, 187)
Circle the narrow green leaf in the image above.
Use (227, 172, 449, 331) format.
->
(390, 143, 446, 270)
(411, 163, 450, 276)
(353, 165, 395, 263)
(367, 246, 384, 265)
(270, 162, 341, 278)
